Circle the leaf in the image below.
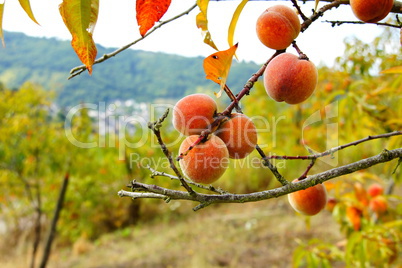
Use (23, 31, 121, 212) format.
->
(196, 0, 218, 51)
(136, 0, 171, 37)
(0, 1, 4, 47)
(59, 0, 99, 75)
(203, 43, 238, 97)
(228, 0, 248, 48)
(381, 65, 402, 74)
(18, 0, 39, 25)
(314, 0, 320, 12)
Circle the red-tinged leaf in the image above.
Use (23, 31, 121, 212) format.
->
(196, 0, 218, 51)
(203, 43, 238, 97)
(59, 0, 99, 74)
(136, 0, 171, 37)
(0, 1, 5, 47)
(18, 0, 39, 25)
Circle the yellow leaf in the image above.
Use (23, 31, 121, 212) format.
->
(314, 0, 320, 12)
(18, 0, 39, 25)
(228, 0, 248, 48)
(203, 43, 238, 97)
(196, 0, 218, 51)
(0, 1, 4, 47)
(59, 0, 99, 74)
(381, 65, 402, 74)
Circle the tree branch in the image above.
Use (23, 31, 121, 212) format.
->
(68, 3, 198, 79)
(118, 148, 402, 211)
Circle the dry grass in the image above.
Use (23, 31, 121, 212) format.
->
(0, 197, 342, 268)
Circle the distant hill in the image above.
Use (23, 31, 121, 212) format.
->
(0, 31, 261, 107)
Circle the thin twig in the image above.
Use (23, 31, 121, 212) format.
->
(324, 20, 402, 28)
(147, 165, 229, 194)
(265, 131, 402, 160)
(255, 144, 288, 186)
(68, 3, 198, 79)
(148, 109, 195, 195)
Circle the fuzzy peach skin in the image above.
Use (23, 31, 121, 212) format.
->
(350, 0, 394, 23)
(288, 179, 328, 216)
(179, 135, 229, 184)
(216, 113, 257, 159)
(256, 5, 301, 50)
(263, 53, 318, 104)
(172, 93, 217, 136)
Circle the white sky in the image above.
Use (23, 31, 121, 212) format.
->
(1, 0, 388, 66)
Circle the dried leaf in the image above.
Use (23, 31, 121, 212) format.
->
(136, 0, 171, 37)
(228, 0, 248, 49)
(196, 0, 218, 51)
(203, 43, 238, 97)
(381, 65, 402, 74)
(0, 1, 4, 47)
(59, 0, 99, 74)
(18, 0, 39, 25)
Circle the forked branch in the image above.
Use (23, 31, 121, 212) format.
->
(119, 148, 402, 211)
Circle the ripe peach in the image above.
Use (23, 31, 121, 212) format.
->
(256, 5, 301, 50)
(215, 113, 257, 159)
(288, 179, 328, 216)
(367, 183, 384, 197)
(350, 0, 394, 23)
(179, 135, 229, 184)
(263, 53, 318, 104)
(369, 195, 388, 214)
(172, 93, 217, 136)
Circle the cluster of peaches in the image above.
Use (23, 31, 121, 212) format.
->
(172, 1, 394, 216)
(173, 93, 257, 184)
(327, 182, 389, 231)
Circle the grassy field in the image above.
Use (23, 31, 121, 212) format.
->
(1, 197, 343, 268)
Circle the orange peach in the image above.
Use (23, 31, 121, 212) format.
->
(215, 113, 257, 159)
(263, 53, 318, 104)
(179, 135, 229, 184)
(256, 5, 301, 50)
(369, 195, 388, 214)
(172, 93, 217, 136)
(350, 0, 394, 23)
(367, 183, 384, 197)
(288, 179, 328, 216)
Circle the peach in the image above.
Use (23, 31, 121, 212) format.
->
(367, 183, 384, 197)
(172, 93, 217, 136)
(288, 179, 328, 216)
(369, 195, 388, 214)
(263, 53, 318, 104)
(256, 5, 301, 50)
(215, 113, 257, 159)
(179, 135, 229, 184)
(350, 0, 394, 23)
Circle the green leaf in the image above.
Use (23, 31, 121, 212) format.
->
(59, 0, 99, 74)
(228, 0, 248, 48)
(18, 0, 39, 25)
(0, 1, 4, 47)
(196, 0, 218, 51)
